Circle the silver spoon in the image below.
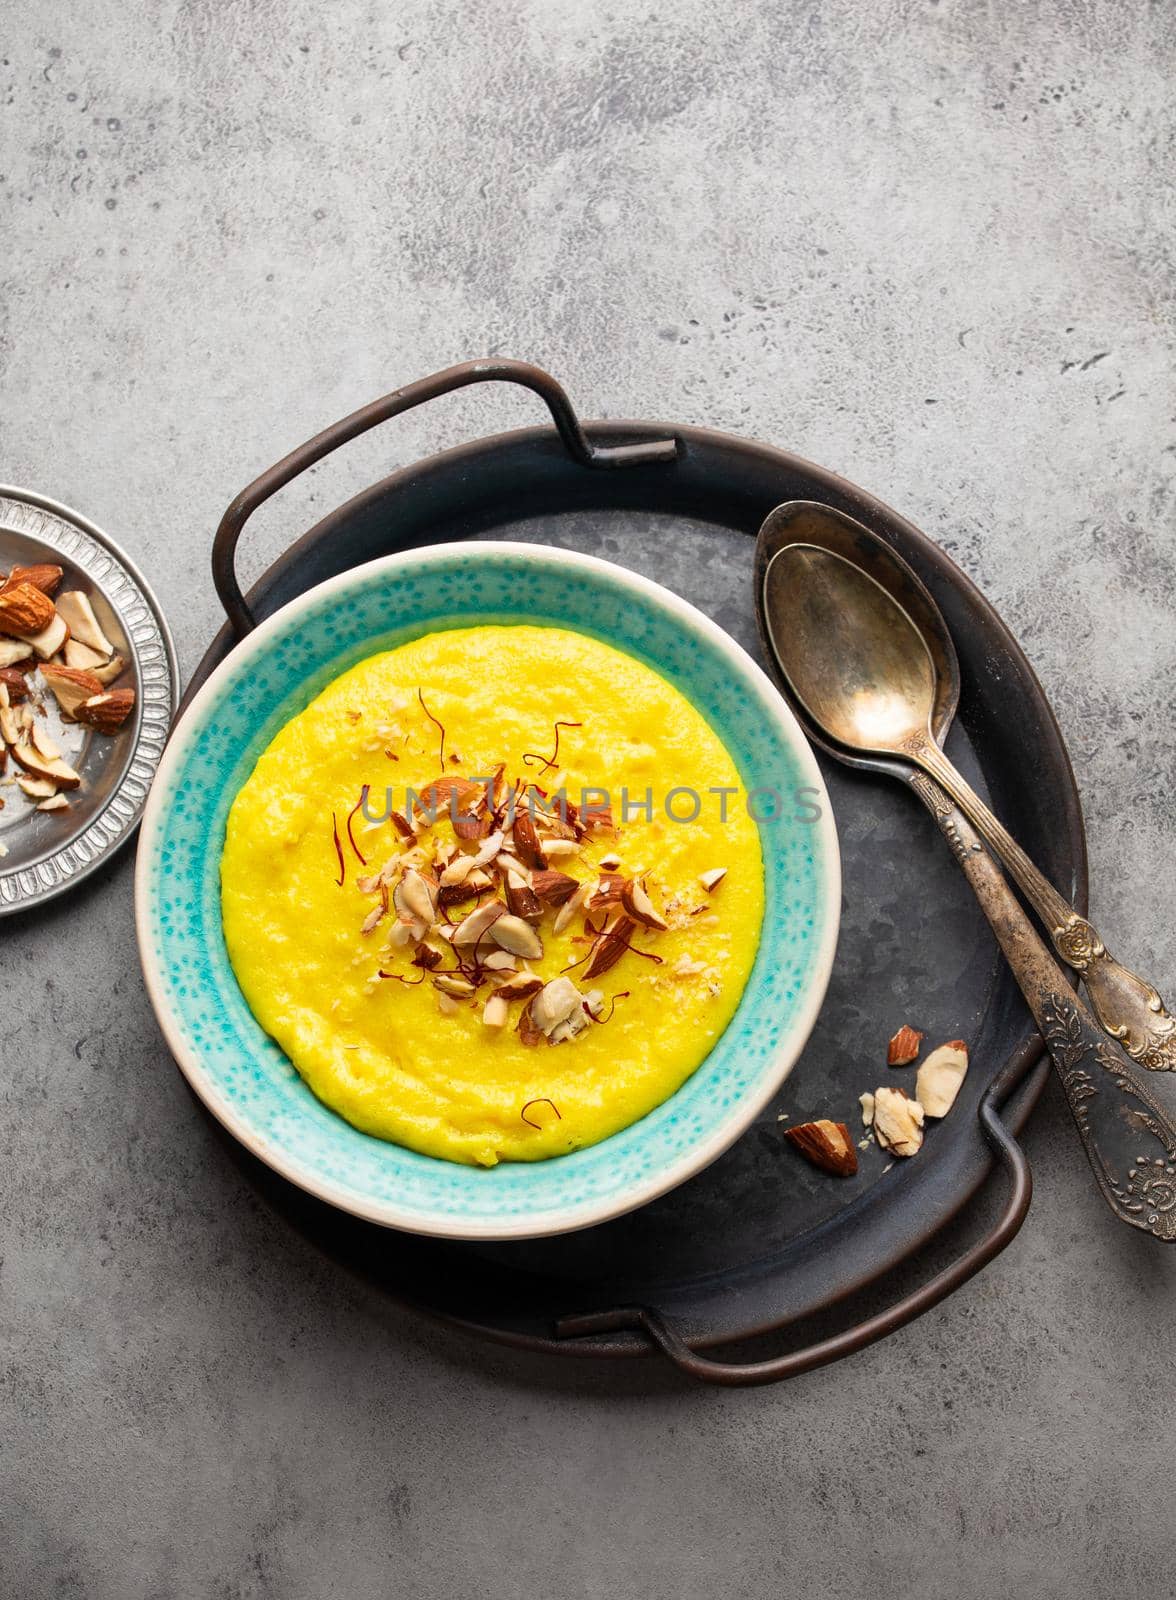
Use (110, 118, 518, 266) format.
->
(758, 504, 1176, 1073)
(754, 500, 1176, 1237)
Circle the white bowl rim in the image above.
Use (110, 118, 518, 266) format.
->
(135, 540, 841, 1239)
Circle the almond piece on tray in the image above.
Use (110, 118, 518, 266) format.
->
(871, 1086, 925, 1157)
(64, 637, 109, 673)
(887, 1023, 924, 1066)
(0, 639, 36, 669)
(41, 663, 105, 719)
(17, 774, 60, 800)
(0, 693, 21, 746)
(915, 1040, 969, 1118)
(75, 688, 136, 734)
(55, 591, 115, 658)
(90, 652, 127, 686)
(0, 582, 55, 638)
(22, 612, 70, 660)
(0, 668, 31, 703)
(11, 740, 83, 790)
(3, 563, 64, 597)
(0, 585, 68, 658)
(783, 1119, 858, 1177)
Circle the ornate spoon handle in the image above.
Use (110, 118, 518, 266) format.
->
(908, 733, 1176, 1072)
(910, 774, 1176, 1238)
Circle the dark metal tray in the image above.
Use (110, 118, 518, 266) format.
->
(182, 361, 1086, 1384)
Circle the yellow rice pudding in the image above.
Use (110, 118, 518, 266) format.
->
(221, 625, 764, 1166)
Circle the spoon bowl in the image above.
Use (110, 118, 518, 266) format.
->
(752, 499, 960, 780)
(763, 543, 938, 753)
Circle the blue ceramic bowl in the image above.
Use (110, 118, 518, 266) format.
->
(135, 543, 840, 1238)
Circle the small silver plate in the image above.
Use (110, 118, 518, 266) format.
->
(0, 486, 178, 916)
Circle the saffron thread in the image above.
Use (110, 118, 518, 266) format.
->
(331, 814, 346, 886)
(523, 720, 581, 774)
(345, 785, 370, 864)
(417, 688, 446, 767)
(521, 1097, 561, 1130)
(378, 968, 425, 986)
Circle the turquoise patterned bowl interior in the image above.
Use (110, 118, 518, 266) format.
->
(135, 542, 840, 1239)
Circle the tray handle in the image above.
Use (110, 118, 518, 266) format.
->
(554, 1058, 1041, 1386)
(212, 358, 680, 638)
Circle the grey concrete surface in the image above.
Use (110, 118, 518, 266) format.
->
(2, 2, 1174, 1596)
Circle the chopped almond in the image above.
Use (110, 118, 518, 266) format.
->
(0, 668, 31, 703)
(531, 868, 579, 906)
(75, 689, 135, 733)
(517, 1000, 544, 1047)
(511, 810, 547, 869)
(871, 1086, 925, 1157)
(452, 810, 490, 840)
(887, 1024, 924, 1066)
(392, 868, 437, 927)
(482, 993, 509, 1029)
(0, 640, 35, 670)
(3, 563, 63, 597)
(588, 873, 627, 909)
(452, 901, 505, 946)
(492, 973, 544, 1002)
(915, 1041, 969, 1118)
(10, 741, 82, 790)
(439, 854, 476, 888)
(530, 977, 583, 1037)
(504, 869, 542, 924)
(16, 774, 59, 799)
(468, 830, 505, 870)
(784, 1119, 858, 1177)
(55, 591, 114, 657)
(434, 974, 476, 999)
(481, 949, 517, 972)
(40, 663, 104, 719)
(552, 879, 592, 934)
(22, 613, 69, 660)
(620, 878, 668, 931)
(0, 696, 20, 747)
(541, 837, 580, 859)
(412, 775, 483, 819)
(30, 724, 64, 764)
(63, 637, 109, 672)
(583, 914, 634, 981)
(0, 583, 55, 637)
(490, 914, 544, 960)
(91, 653, 127, 686)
